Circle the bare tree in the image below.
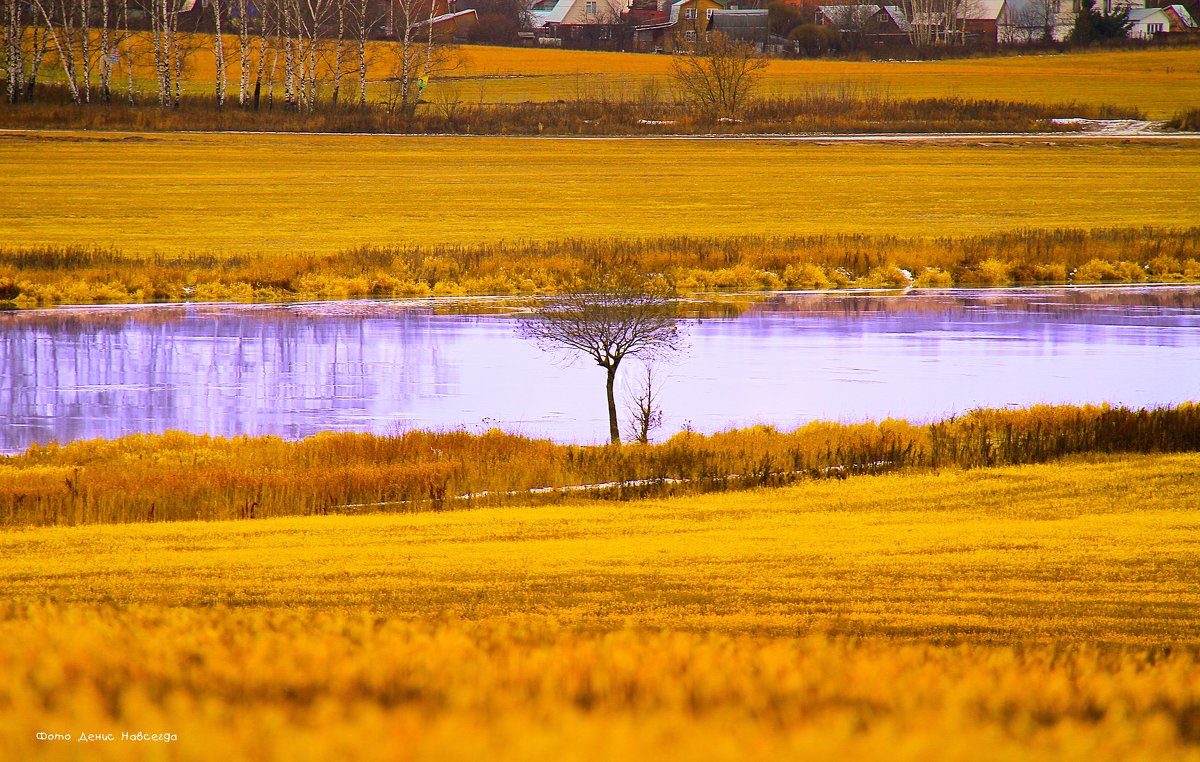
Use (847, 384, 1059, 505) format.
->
(624, 363, 665, 445)
(520, 273, 683, 445)
(1011, 0, 1061, 41)
(670, 32, 768, 120)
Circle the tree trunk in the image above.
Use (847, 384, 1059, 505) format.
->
(213, 0, 226, 109)
(31, 0, 81, 103)
(121, 0, 133, 103)
(605, 363, 620, 445)
(99, 0, 111, 101)
(80, 0, 90, 102)
(356, 0, 366, 108)
(236, 0, 247, 105)
(330, 0, 343, 106)
(5, 0, 21, 103)
(27, 27, 50, 99)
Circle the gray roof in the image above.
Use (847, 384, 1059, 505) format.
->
(709, 8, 768, 29)
(1128, 7, 1169, 21)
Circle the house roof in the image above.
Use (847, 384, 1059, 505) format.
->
(817, 3, 910, 29)
(709, 8, 768, 29)
(528, 0, 577, 29)
(880, 6, 911, 31)
(960, 0, 1005, 20)
(1128, 7, 1169, 21)
(411, 8, 479, 29)
(1165, 3, 1197, 25)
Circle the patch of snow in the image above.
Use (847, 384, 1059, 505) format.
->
(1049, 118, 1168, 135)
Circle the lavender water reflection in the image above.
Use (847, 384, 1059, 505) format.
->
(2, 286, 1198, 452)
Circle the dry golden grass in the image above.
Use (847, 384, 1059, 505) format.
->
(4, 403, 1199, 526)
(3, 132, 1200, 256)
(1, 453, 1198, 760)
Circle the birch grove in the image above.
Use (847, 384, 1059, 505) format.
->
(2, 0, 457, 114)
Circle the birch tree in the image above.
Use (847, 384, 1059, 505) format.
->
(346, 0, 384, 108)
(213, 0, 227, 108)
(4, 0, 28, 102)
(30, 0, 81, 103)
(98, 0, 113, 100)
(235, 0, 250, 104)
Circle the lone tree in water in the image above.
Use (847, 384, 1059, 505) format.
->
(520, 273, 683, 445)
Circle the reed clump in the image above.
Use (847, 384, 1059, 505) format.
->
(2, 403, 1197, 527)
(2, 228, 1198, 307)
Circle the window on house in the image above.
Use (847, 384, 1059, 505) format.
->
(704, 30, 712, 40)
(1147, 22, 1163, 33)
(706, 7, 714, 18)
(585, 1, 597, 15)
(684, 29, 697, 40)
(685, 8, 697, 19)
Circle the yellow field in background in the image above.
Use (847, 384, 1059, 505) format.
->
(163, 40, 1200, 118)
(1, 454, 1198, 760)
(445, 47, 1200, 119)
(3, 132, 1200, 255)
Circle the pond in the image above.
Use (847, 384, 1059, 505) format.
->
(2, 286, 1199, 452)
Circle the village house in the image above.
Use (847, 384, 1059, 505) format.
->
(708, 8, 771, 48)
(633, 0, 727, 52)
(528, 0, 632, 46)
(1127, 6, 1170, 36)
(814, 4, 911, 43)
(960, 0, 1010, 44)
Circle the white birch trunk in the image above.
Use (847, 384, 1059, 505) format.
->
(282, 1, 294, 108)
(331, 0, 343, 106)
(79, 0, 90, 101)
(170, 0, 182, 107)
(99, 0, 111, 100)
(236, 0, 248, 105)
(121, 0, 134, 102)
(356, 0, 366, 108)
(213, 0, 226, 108)
(31, 0, 81, 102)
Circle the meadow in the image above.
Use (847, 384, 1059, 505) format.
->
(1, 452, 1198, 760)
(2, 131, 1199, 304)
(3, 132, 1200, 256)
(44, 37, 1200, 119)
(381, 45, 1200, 119)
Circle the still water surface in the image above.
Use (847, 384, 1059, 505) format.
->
(2, 287, 1199, 452)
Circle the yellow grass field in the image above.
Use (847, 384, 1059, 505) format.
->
(3, 131, 1200, 256)
(437, 46, 1200, 119)
(162, 40, 1200, 118)
(1, 453, 1198, 760)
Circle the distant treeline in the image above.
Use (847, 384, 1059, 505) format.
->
(2, 403, 1198, 526)
(2, 227, 1198, 307)
(0, 83, 1145, 135)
